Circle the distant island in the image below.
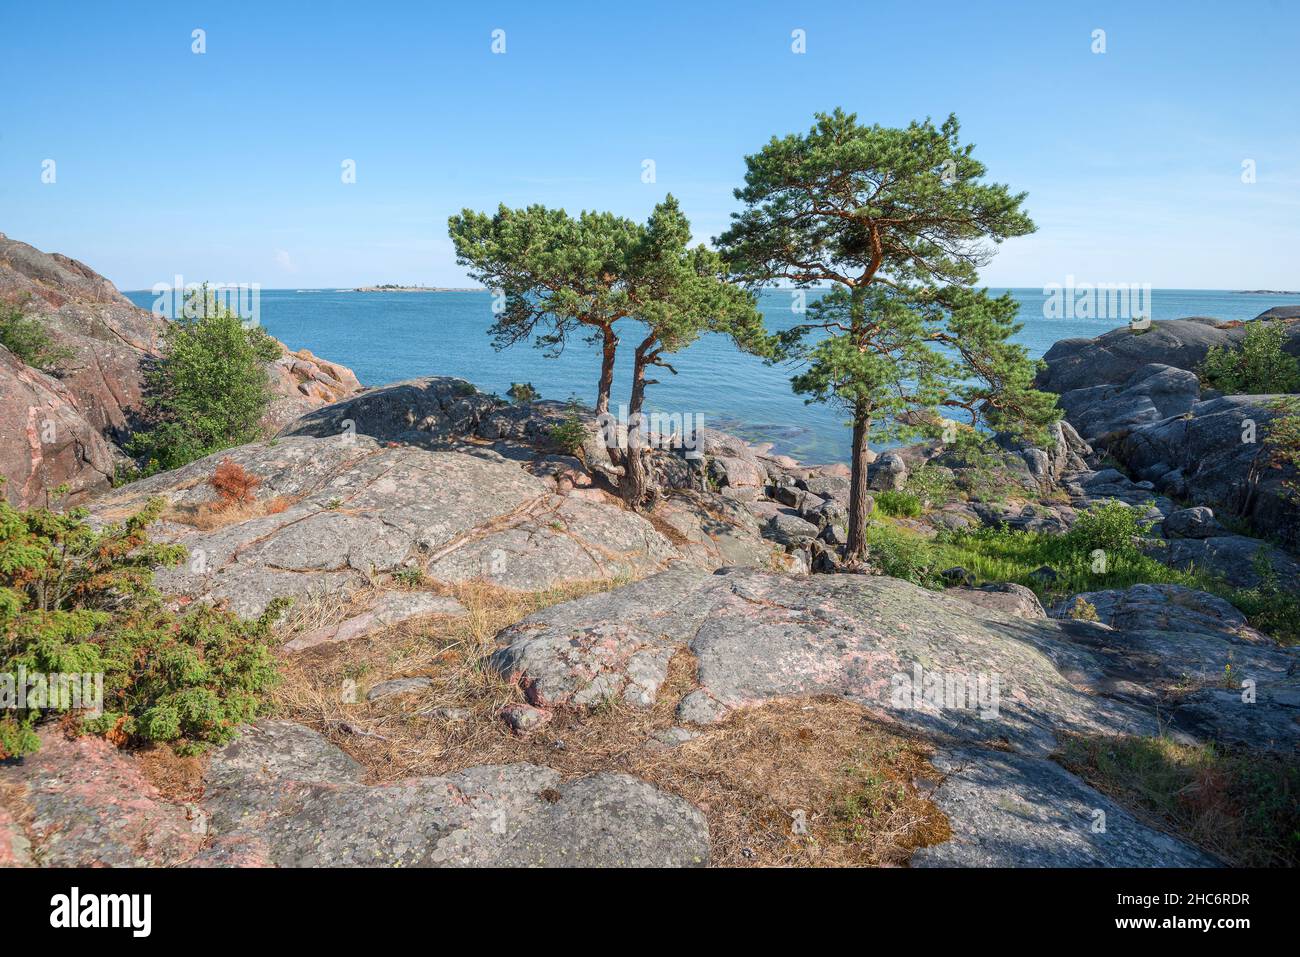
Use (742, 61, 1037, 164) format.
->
(1235, 289, 1300, 295)
(350, 284, 484, 293)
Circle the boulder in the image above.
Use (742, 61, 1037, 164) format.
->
(1253, 305, 1300, 321)
(763, 510, 821, 547)
(948, 583, 1046, 620)
(867, 451, 907, 491)
(1161, 506, 1226, 539)
(282, 376, 502, 447)
(1055, 364, 1201, 444)
(1154, 534, 1300, 589)
(1048, 584, 1265, 641)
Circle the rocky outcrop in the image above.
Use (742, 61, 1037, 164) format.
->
(1037, 315, 1300, 555)
(0, 721, 709, 868)
(1055, 364, 1201, 445)
(0, 346, 117, 505)
(195, 721, 708, 867)
(1113, 394, 1300, 550)
(490, 566, 1297, 863)
(1036, 316, 1300, 395)
(489, 564, 1299, 754)
(281, 376, 501, 447)
(0, 233, 360, 505)
(89, 435, 702, 618)
(0, 729, 205, 867)
(0, 232, 163, 440)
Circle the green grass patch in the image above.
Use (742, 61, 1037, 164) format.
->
(864, 500, 1298, 643)
(874, 490, 923, 518)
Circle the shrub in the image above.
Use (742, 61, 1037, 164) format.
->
(874, 490, 922, 518)
(1065, 597, 1100, 621)
(210, 458, 262, 507)
(0, 300, 73, 373)
(906, 464, 957, 505)
(1198, 321, 1300, 395)
(0, 489, 280, 758)
(1228, 548, 1300, 645)
(1063, 500, 1154, 558)
(128, 288, 281, 472)
(547, 400, 588, 457)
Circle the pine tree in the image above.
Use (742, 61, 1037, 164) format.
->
(718, 109, 1056, 560)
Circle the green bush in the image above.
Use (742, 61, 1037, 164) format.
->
(1228, 548, 1300, 645)
(874, 490, 923, 518)
(128, 289, 280, 473)
(546, 399, 588, 456)
(906, 464, 957, 505)
(0, 300, 73, 373)
(1198, 321, 1300, 395)
(0, 489, 281, 757)
(1062, 499, 1154, 558)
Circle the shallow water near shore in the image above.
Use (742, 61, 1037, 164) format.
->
(125, 288, 1289, 463)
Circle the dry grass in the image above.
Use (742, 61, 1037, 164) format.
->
(163, 494, 297, 531)
(137, 743, 206, 803)
(272, 577, 949, 867)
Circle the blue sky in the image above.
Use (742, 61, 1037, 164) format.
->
(2, 0, 1297, 290)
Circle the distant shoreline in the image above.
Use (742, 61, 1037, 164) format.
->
(349, 286, 484, 293)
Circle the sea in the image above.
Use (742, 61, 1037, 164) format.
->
(124, 288, 1294, 464)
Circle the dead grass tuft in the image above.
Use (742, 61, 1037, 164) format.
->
(164, 493, 298, 531)
(136, 742, 206, 803)
(273, 577, 949, 867)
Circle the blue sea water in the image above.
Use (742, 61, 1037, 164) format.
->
(124, 288, 1293, 463)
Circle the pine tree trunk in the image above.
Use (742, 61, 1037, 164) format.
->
(596, 326, 617, 417)
(621, 352, 651, 510)
(844, 412, 873, 562)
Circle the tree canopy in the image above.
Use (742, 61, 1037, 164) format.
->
(448, 204, 644, 413)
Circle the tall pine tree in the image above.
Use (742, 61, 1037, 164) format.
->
(718, 110, 1056, 560)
